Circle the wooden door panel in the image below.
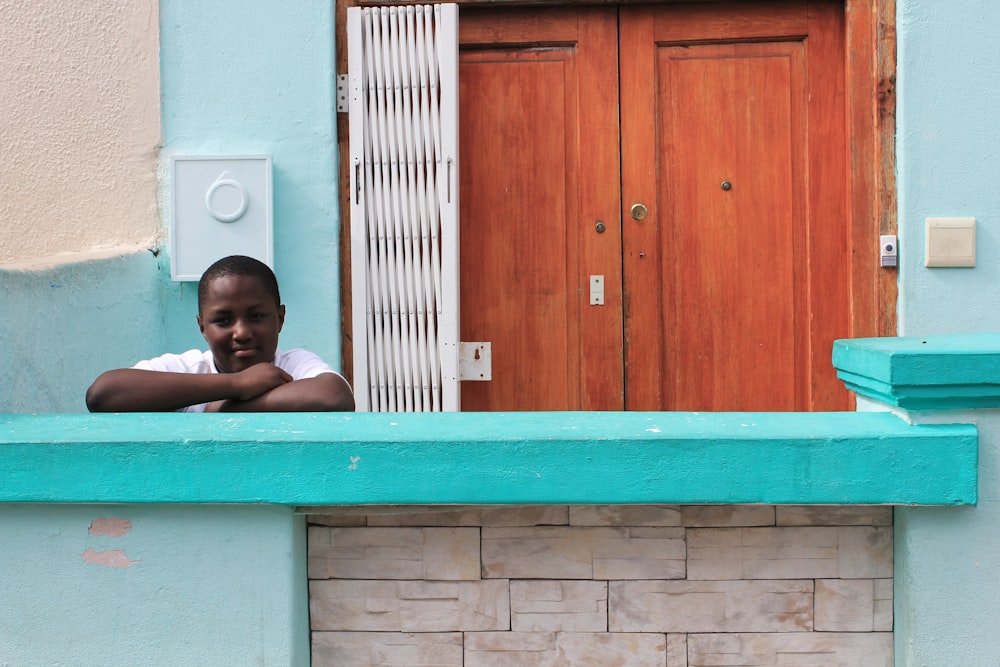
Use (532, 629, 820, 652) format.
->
(458, 8, 623, 411)
(665, 41, 806, 411)
(621, 1, 850, 411)
(648, 1, 808, 42)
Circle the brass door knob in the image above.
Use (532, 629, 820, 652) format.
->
(630, 202, 648, 221)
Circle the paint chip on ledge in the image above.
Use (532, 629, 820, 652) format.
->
(80, 548, 140, 569)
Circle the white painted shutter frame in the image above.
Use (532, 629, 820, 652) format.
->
(348, 4, 460, 412)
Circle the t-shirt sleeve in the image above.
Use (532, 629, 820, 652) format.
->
(132, 349, 213, 374)
(276, 349, 342, 381)
(129, 350, 213, 413)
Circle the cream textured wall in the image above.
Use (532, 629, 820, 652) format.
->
(0, 0, 161, 268)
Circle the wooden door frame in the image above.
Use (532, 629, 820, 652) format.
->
(335, 0, 897, 389)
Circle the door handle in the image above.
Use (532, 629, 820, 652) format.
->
(630, 202, 648, 221)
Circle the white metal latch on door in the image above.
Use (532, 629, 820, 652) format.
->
(459, 342, 492, 381)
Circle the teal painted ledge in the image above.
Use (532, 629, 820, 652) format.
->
(834, 333, 1000, 409)
(0, 411, 976, 506)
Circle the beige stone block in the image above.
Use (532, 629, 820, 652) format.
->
(557, 633, 667, 667)
(482, 506, 569, 526)
(423, 528, 482, 580)
(510, 580, 607, 631)
(482, 526, 625, 579)
(366, 506, 484, 526)
(667, 633, 688, 667)
(570, 505, 681, 526)
(681, 505, 776, 527)
(466, 631, 557, 655)
(309, 579, 510, 632)
(687, 526, 891, 580)
(838, 526, 893, 578)
(308, 526, 480, 581)
(688, 527, 837, 580)
(777, 505, 893, 526)
(312, 631, 463, 667)
(310, 579, 397, 630)
(873, 578, 894, 631)
(594, 527, 686, 579)
(309, 524, 331, 547)
(305, 512, 367, 527)
(308, 526, 420, 580)
(815, 579, 876, 631)
(361, 505, 570, 527)
(687, 632, 892, 667)
(629, 526, 685, 539)
(482, 526, 685, 580)
(610, 580, 813, 633)
(465, 632, 666, 667)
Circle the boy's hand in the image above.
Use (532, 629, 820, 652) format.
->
(209, 371, 355, 412)
(230, 363, 293, 400)
(204, 363, 295, 412)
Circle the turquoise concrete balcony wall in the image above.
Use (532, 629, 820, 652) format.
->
(0, 409, 977, 507)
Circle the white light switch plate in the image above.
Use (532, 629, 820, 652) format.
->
(926, 217, 976, 268)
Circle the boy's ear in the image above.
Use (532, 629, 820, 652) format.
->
(196, 313, 206, 337)
(278, 305, 286, 332)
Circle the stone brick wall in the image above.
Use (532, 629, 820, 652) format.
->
(307, 505, 892, 666)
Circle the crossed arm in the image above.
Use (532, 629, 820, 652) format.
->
(86, 363, 355, 413)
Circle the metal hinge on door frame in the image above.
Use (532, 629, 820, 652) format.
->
(336, 73, 349, 113)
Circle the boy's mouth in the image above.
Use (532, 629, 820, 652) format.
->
(232, 347, 257, 358)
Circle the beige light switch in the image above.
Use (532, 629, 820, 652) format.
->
(926, 217, 976, 267)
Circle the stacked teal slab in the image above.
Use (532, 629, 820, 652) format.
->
(834, 332, 1000, 410)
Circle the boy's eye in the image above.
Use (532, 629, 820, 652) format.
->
(212, 317, 232, 326)
(249, 313, 266, 321)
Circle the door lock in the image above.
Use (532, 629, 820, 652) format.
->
(630, 202, 648, 221)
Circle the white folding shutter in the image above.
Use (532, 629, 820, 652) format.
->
(348, 4, 460, 412)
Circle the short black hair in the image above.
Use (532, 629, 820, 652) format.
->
(198, 255, 281, 311)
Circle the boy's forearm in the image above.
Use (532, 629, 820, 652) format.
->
(214, 374, 356, 412)
(86, 369, 239, 412)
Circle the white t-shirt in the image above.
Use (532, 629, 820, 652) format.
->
(133, 348, 343, 412)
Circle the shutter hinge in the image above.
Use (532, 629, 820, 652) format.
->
(336, 74, 349, 113)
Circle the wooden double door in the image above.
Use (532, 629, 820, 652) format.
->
(458, 1, 852, 412)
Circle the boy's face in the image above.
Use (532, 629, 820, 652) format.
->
(197, 274, 285, 374)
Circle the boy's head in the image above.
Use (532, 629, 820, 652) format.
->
(198, 255, 281, 312)
(196, 255, 286, 373)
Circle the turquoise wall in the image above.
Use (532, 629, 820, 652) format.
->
(897, 1, 1000, 333)
(0, 504, 308, 666)
(895, 1, 1000, 664)
(0, 253, 167, 412)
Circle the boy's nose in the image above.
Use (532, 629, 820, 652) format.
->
(232, 319, 252, 339)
